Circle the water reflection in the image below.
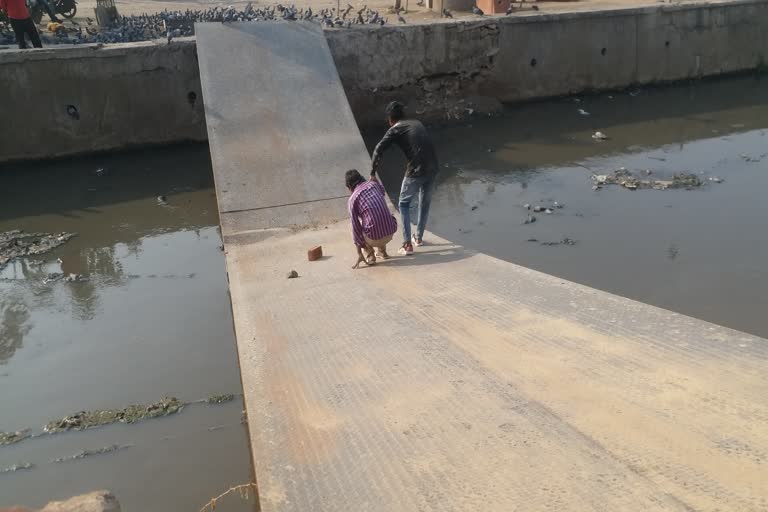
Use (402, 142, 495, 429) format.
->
(0, 292, 31, 364)
(0, 145, 252, 512)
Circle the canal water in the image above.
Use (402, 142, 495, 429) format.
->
(0, 146, 255, 511)
(1, 74, 766, 510)
(373, 73, 768, 339)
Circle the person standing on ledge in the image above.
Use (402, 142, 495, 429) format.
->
(346, 169, 398, 269)
(370, 101, 439, 256)
(0, 0, 43, 49)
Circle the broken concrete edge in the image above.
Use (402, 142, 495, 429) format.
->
(0, 491, 121, 512)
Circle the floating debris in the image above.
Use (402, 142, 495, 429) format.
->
(207, 393, 235, 404)
(708, 176, 724, 183)
(592, 131, 608, 141)
(591, 169, 705, 191)
(540, 237, 577, 247)
(523, 214, 536, 225)
(577, 109, 591, 116)
(44, 397, 183, 434)
(0, 430, 30, 446)
(52, 444, 132, 463)
(0, 231, 77, 271)
(0, 462, 34, 474)
(43, 272, 88, 284)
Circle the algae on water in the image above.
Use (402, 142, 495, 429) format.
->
(207, 393, 235, 404)
(44, 397, 183, 433)
(0, 462, 34, 474)
(0, 231, 77, 270)
(0, 430, 30, 446)
(52, 444, 132, 463)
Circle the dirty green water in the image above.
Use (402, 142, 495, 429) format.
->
(371, 74, 768, 340)
(0, 146, 255, 511)
(1, 73, 767, 511)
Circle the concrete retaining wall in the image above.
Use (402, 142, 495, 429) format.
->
(1, 0, 767, 162)
(0, 41, 206, 162)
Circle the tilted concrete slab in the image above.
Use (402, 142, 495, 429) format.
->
(197, 22, 768, 512)
(196, 22, 369, 233)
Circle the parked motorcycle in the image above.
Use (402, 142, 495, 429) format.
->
(26, 0, 77, 24)
(54, 0, 76, 19)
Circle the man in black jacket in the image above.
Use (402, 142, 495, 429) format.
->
(370, 101, 439, 255)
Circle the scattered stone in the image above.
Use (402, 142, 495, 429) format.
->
(592, 131, 608, 140)
(471, 205, 478, 211)
(94, 168, 105, 177)
(52, 445, 131, 464)
(553, 201, 563, 209)
(287, 270, 299, 279)
(524, 215, 536, 225)
(545, 208, 554, 214)
(523, 203, 531, 210)
(578, 109, 591, 116)
(0, 462, 35, 474)
(708, 176, 724, 183)
(43, 397, 183, 434)
(157, 195, 167, 204)
(207, 393, 235, 404)
(0, 231, 77, 271)
(0, 430, 30, 446)
(533, 206, 545, 212)
(526, 238, 538, 242)
(65, 274, 87, 283)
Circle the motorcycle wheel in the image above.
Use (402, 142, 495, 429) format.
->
(60, 3, 76, 18)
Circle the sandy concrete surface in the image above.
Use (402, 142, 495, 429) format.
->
(197, 20, 768, 512)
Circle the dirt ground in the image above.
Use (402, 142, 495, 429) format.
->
(66, 0, 717, 24)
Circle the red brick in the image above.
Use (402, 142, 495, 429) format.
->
(307, 246, 323, 261)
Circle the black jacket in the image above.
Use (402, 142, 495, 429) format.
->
(371, 119, 439, 178)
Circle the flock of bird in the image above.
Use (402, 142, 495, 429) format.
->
(0, 1, 538, 46)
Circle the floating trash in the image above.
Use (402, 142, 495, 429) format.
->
(591, 169, 705, 191)
(52, 444, 132, 463)
(0, 430, 30, 446)
(207, 393, 235, 404)
(44, 397, 183, 434)
(0, 462, 34, 474)
(0, 231, 76, 271)
(592, 131, 608, 140)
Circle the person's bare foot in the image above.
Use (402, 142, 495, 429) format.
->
(364, 247, 376, 265)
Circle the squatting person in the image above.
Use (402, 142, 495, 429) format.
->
(370, 101, 439, 256)
(346, 169, 398, 269)
(0, 0, 43, 49)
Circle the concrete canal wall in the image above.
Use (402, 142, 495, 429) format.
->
(1, 0, 767, 162)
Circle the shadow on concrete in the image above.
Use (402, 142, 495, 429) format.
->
(359, 247, 471, 269)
